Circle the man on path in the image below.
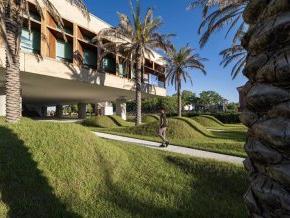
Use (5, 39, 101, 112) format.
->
(158, 108, 169, 147)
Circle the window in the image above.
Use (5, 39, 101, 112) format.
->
(158, 80, 165, 88)
(149, 74, 158, 86)
(20, 28, 40, 54)
(102, 56, 116, 73)
(56, 40, 73, 62)
(118, 64, 129, 78)
(83, 49, 97, 67)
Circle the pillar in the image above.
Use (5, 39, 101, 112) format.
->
(0, 95, 6, 116)
(55, 105, 63, 118)
(116, 98, 126, 120)
(78, 103, 87, 119)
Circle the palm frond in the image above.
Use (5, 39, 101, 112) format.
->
(189, 0, 248, 47)
(220, 44, 246, 79)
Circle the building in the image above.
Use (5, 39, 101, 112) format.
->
(0, 0, 166, 120)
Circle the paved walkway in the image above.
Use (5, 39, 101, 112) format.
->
(93, 132, 245, 165)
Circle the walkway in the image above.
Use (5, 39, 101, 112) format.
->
(93, 132, 245, 165)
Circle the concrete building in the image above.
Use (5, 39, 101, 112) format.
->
(0, 0, 166, 120)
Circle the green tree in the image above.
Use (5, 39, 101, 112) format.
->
(1, 0, 88, 123)
(226, 102, 239, 112)
(193, 0, 290, 216)
(165, 45, 206, 117)
(199, 91, 224, 106)
(98, 0, 172, 126)
(142, 96, 177, 114)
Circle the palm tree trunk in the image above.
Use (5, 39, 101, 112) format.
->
(241, 1, 290, 217)
(135, 51, 142, 126)
(177, 81, 182, 117)
(5, 18, 21, 123)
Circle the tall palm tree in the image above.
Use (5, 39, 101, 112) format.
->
(194, 1, 290, 216)
(0, 0, 88, 123)
(164, 45, 206, 117)
(97, 0, 172, 126)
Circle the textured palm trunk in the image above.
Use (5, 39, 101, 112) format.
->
(135, 52, 142, 126)
(5, 18, 22, 123)
(240, 1, 290, 217)
(177, 81, 182, 117)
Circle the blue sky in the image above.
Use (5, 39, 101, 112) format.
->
(84, 0, 247, 102)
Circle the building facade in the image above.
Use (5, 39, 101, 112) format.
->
(0, 0, 166, 119)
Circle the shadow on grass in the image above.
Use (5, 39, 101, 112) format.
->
(210, 130, 246, 142)
(0, 126, 80, 218)
(97, 148, 247, 218)
(98, 152, 182, 218)
(165, 155, 248, 218)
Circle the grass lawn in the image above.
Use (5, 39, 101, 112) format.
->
(192, 115, 246, 131)
(83, 115, 134, 128)
(92, 117, 247, 157)
(0, 118, 247, 217)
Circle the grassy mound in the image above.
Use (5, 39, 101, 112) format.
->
(192, 115, 246, 132)
(192, 115, 225, 128)
(83, 116, 119, 128)
(174, 117, 213, 137)
(117, 118, 206, 140)
(108, 115, 134, 127)
(143, 114, 159, 123)
(97, 117, 246, 157)
(0, 118, 247, 217)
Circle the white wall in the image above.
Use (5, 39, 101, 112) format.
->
(0, 95, 6, 116)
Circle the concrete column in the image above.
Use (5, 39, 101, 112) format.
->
(0, 95, 6, 116)
(55, 105, 63, 118)
(78, 103, 87, 119)
(116, 98, 127, 120)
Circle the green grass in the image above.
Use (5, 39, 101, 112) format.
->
(94, 118, 247, 157)
(192, 115, 246, 131)
(108, 115, 135, 127)
(84, 115, 134, 128)
(0, 118, 247, 217)
(143, 114, 160, 123)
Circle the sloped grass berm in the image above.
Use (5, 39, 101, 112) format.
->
(192, 115, 246, 131)
(0, 118, 247, 217)
(143, 114, 160, 123)
(97, 118, 246, 157)
(108, 115, 134, 127)
(83, 116, 119, 128)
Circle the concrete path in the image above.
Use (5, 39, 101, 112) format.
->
(93, 132, 245, 165)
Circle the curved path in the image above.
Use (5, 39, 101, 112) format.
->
(93, 131, 245, 165)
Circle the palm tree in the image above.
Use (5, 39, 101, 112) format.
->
(220, 44, 246, 79)
(188, 0, 247, 47)
(164, 45, 206, 117)
(97, 0, 172, 126)
(193, 1, 290, 216)
(0, 0, 88, 123)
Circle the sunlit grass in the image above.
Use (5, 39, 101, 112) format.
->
(0, 118, 247, 217)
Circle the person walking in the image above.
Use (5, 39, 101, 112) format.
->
(158, 108, 169, 147)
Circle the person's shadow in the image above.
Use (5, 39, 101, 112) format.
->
(0, 126, 80, 218)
